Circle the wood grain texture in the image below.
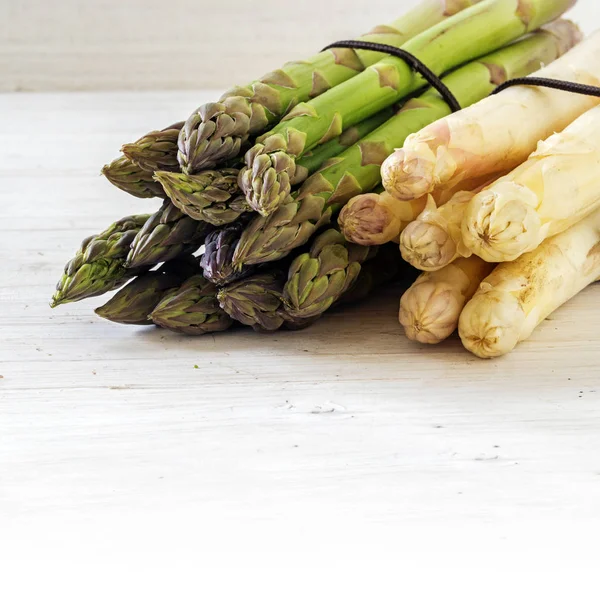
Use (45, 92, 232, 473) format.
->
(1, 92, 600, 588)
(1, 0, 598, 92)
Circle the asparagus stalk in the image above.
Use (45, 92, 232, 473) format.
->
(217, 271, 292, 332)
(121, 122, 184, 173)
(126, 200, 212, 269)
(154, 169, 252, 227)
(459, 208, 600, 359)
(150, 275, 234, 335)
(200, 222, 255, 286)
(463, 103, 600, 263)
(178, 0, 483, 174)
(240, 2, 577, 216)
(400, 191, 475, 270)
(291, 108, 396, 186)
(102, 156, 167, 199)
(51, 215, 151, 307)
(233, 26, 576, 268)
(383, 23, 596, 202)
(399, 256, 494, 344)
(282, 229, 376, 319)
(94, 258, 199, 325)
(339, 191, 428, 246)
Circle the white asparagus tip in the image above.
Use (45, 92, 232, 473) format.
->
(381, 148, 437, 201)
(462, 182, 542, 263)
(399, 280, 464, 345)
(458, 287, 526, 359)
(400, 220, 457, 271)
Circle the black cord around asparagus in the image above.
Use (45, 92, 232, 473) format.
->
(491, 77, 600, 98)
(322, 41, 462, 112)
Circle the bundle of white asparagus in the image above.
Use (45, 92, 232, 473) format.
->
(338, 30, 600, 358)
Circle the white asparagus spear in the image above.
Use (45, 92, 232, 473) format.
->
(459, 207, 600, 359)
(399, 173, 505, 269)
(399, 256, 494, 344)
(382, 23, 596, 201)
(462, 104, 600, 262)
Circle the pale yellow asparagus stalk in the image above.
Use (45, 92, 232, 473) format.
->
(400, 174, 505, 269)
(399, 256, 494, 344)
(459, 208, 600, 359)
(462, 104, 600, 262)
(382, 23, 596, 201)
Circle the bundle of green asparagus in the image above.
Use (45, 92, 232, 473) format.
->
(53, 0, 593, 352)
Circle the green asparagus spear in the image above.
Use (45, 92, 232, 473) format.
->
(51, 215, 151, 307)
(177, 0, 483, 173)
(232, 22, 580, 266)
(126, 200, 212, 269)
(292, 108, 396, 186)
(200, 222, 255, 286)
(154, 169, 252, 227)
(217, 271, 289, 332)
(150, 275, 233, 335)
(94, 257, 201, 325)
(102, 156, 167, 199)
(121, 122, 184, 173)
(240, 0, 577, 216)
(282, 229, 376, 319)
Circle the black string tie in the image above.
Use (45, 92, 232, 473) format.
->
(491, 77, 600, 98)
(322, 41, 462, 113)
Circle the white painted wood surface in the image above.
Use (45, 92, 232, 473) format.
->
(2, 0, 599, 92)
(1, 92, 600, 595)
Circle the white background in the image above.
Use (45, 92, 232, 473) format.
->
(0, 0, 598, 91)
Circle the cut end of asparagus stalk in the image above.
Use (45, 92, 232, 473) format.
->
(399, 279, 465, 344)
(459, 287, 525, 358)
(400, 220, 457, 271)
(462, 181, 542, 262)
